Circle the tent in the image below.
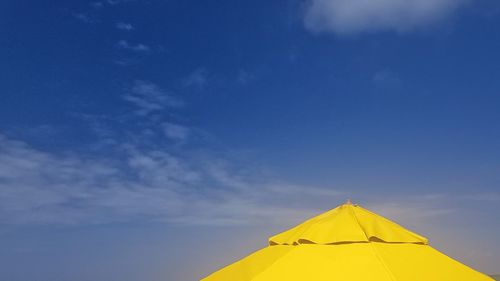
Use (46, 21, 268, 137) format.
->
(201, 201, 493, 281)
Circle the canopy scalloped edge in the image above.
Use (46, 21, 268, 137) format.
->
(269, 203, 428, 246)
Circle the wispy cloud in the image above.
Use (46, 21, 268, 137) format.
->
(73, 13, 99, 24)
(1, 120, 496, 227)
(162, 122, 191, 142)
(304, 0, 469, 34)
(117, 40, 150, 52)
(116, 22, 134, 31)
(0, 76, 345, 226)
(106, 0, 126, 5)
(0, 133, 342, 226)
(3, 74, 490, 228)
(91, 0, 130, 9)
(123, 80, 183, 116)
(113, 57, 140, 66)
(91, 2, 104, 9)
(182, 68, 208, 89)
(236, 70, 256, 85)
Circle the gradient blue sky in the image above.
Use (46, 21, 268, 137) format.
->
(1, 0, 500, 280)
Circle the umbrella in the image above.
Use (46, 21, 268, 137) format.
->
(201, 201, 493, 281)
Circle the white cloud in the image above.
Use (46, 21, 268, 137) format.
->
(237, 70, 256, 84)
(304, 0, 469, 34)
(117, 40, 150, 52)
(123, 80, 183, 116)
(91, 2, 104, 9)
(113, 57, 140, 66)
(91, 0, 128, 8)
(0, 134, 341, 226)
(182, 68, 208, 89)
(3, 77, 488, 229)
(162, 122, 191, 141)
(116, 22, 134, 31)
(1, 128, 494, 228)
(0, 77, 343, 225)
(73, 13, 99, 24)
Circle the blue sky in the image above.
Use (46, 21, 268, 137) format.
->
(1, 0, 500, 280)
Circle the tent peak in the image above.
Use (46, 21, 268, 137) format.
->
(269, 202, 428, 246)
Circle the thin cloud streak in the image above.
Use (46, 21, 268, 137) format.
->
(73, 13, 99, 24)
(117, 40, 150, 52)
(123, 80, 183, 116)
(116, 22, 134, 31)
(182, 68, 208, 89)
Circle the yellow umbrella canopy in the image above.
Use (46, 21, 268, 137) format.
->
(201, 201, 493, 281)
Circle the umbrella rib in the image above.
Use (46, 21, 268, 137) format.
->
(346, 204, 370, 241)
(368, 242, 399, 281)
(348, 204, 399, 281)
(357, 205, 428, 244)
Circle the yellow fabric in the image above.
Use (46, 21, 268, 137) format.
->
(269, 204, 427, 245)
(373, 243, 491, 281)
(202, 246, 293, 280)
(201, 203, 493, 281)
